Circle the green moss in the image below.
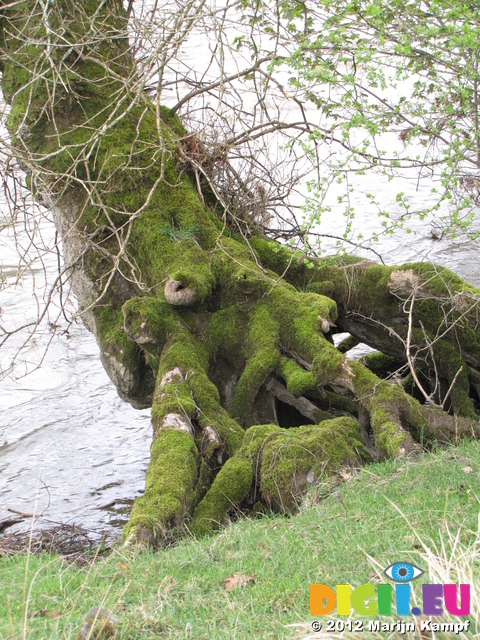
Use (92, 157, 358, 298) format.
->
(209, 238, 272, 308)
(241, 423, 283, 463)
(207, 306, 249, 365)
(311, 347, 345, 386)
(158, 105, 188, 138)
(302, 292, 338, 322)
(266, 284, 327, 357)
(347, 360, 428, 456)
(157, 327, 209, 378)
(190, 417, 369, 535)
(306, 280, 335, 297)
(151, 381, 196, 427)
(130, 186, 219, 294)
(361, 351, 405, 378)
(188, 369, 245, 454)
(122, 296, 172, 348)
(369, 416, 407, 458)
(336, 335, 360, 354)
(258, 417, 368, 510)
(231, 305, 280, 423)
(248, 236, 295, 275)
(401, 262, 480, 297)
(153, 325, 245, 455)
(190, 457, 254, 536)
(278, 357, 316, 396)
(123, 429, 198, 542)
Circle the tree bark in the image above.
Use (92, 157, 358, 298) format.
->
(2, 1, 480, 545)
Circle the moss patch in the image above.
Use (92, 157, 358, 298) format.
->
(190, 457, 254, 536)
(257, 417, 368, 510)
(123, 429, 198, 542)
(191, 418, 369, 535)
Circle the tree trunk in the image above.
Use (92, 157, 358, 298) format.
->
(2, 1, 480, 544)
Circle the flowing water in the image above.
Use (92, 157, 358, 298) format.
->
(0, 215, 152, 538)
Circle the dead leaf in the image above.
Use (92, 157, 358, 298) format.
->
(462, 466, 473, 474)
(224, 573, 255, 591)
(47, 609, 62, 619)
(31, 608, 62, 619)
(338, 469, 352, 481)
(117, 562, 129, 572)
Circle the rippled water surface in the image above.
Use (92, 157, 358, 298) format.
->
(0, 348, 151, 536)
(0, 217, 152, 538)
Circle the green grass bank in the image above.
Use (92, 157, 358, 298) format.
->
(1, 440, 480, 639)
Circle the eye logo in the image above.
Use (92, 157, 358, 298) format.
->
(384, 562, 424, 582)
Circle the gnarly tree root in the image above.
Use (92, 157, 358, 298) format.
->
(191, 417, 369, 536)
(122, 324, 244, 545)
(121, 266, 480, 545)
(124, 278, 476, 545)
(302, 258, 480, 418)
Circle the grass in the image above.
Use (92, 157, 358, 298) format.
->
(1, 440, 480, 639)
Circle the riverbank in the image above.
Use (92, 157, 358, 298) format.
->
(1, 440, 479, 639)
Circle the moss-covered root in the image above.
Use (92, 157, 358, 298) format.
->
(123, 429, 198, 545)
(430, 340, 478, 420)
(124, 325, 246, 544)
(190, 458, 254, 537)
(262, 284, 420, 459)
(344, 360, 424, 458)
(308, 344, 423, 458)
(191, 418, 369, 536)
(122, 329, 198, 544)
(333, 358, 480, 458)
(269, 293, 419, 458)
(255, 417, 369, 511)
(231, 305, 280, 424)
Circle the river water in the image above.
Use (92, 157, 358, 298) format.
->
(0, 211, 152, 538)
(1, 21, 479, 540)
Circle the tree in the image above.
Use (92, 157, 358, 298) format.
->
(1, 0, 480, 545)
(246, 0, 480, 245)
